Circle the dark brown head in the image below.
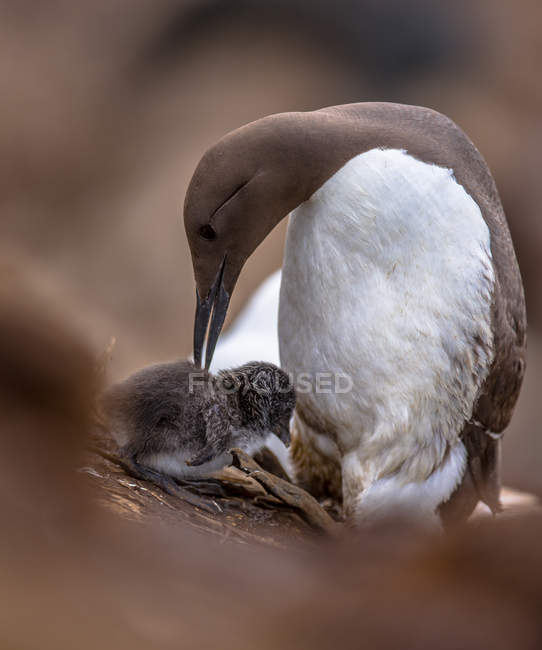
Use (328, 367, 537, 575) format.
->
(183, 111, 345, 369)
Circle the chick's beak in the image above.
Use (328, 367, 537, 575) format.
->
(274, 418, 291, 447)
(193, 257, 231, 370)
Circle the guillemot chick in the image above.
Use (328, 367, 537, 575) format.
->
(101, 361, 295, 486)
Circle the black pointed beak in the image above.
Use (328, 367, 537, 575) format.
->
(193, 258, 231, 370)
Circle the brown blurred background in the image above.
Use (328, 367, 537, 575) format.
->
(1, 0, 541, 492)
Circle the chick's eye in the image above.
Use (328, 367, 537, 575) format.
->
(199, 224, 217, 241)
(220, 375, 237, 391)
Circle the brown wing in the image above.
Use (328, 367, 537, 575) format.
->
(440, 198, 527, 526)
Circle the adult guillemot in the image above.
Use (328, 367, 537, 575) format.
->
(183, 102, 527, 526)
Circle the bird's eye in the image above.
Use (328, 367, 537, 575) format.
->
(199, 224, 217, 241)
(220, 375, 237, 392)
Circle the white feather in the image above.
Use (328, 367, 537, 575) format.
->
(348, 440, 467, 526)
(145, 451, 233, 479)
(279, 148, 495, 523)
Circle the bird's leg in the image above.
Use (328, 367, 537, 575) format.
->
(119, 454, 221, 514)
(123, 459, 178, 494)
(178, 476, 230, 498)
(289, 410, 343, 510)
(93, 443, 227, 508)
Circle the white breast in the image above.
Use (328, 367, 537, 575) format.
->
(146, 451, 233, 479)
(278, 148, 495, 521)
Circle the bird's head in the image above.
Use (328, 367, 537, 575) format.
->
(215, 362, 295, 446)
(184, 112, 329, 368)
